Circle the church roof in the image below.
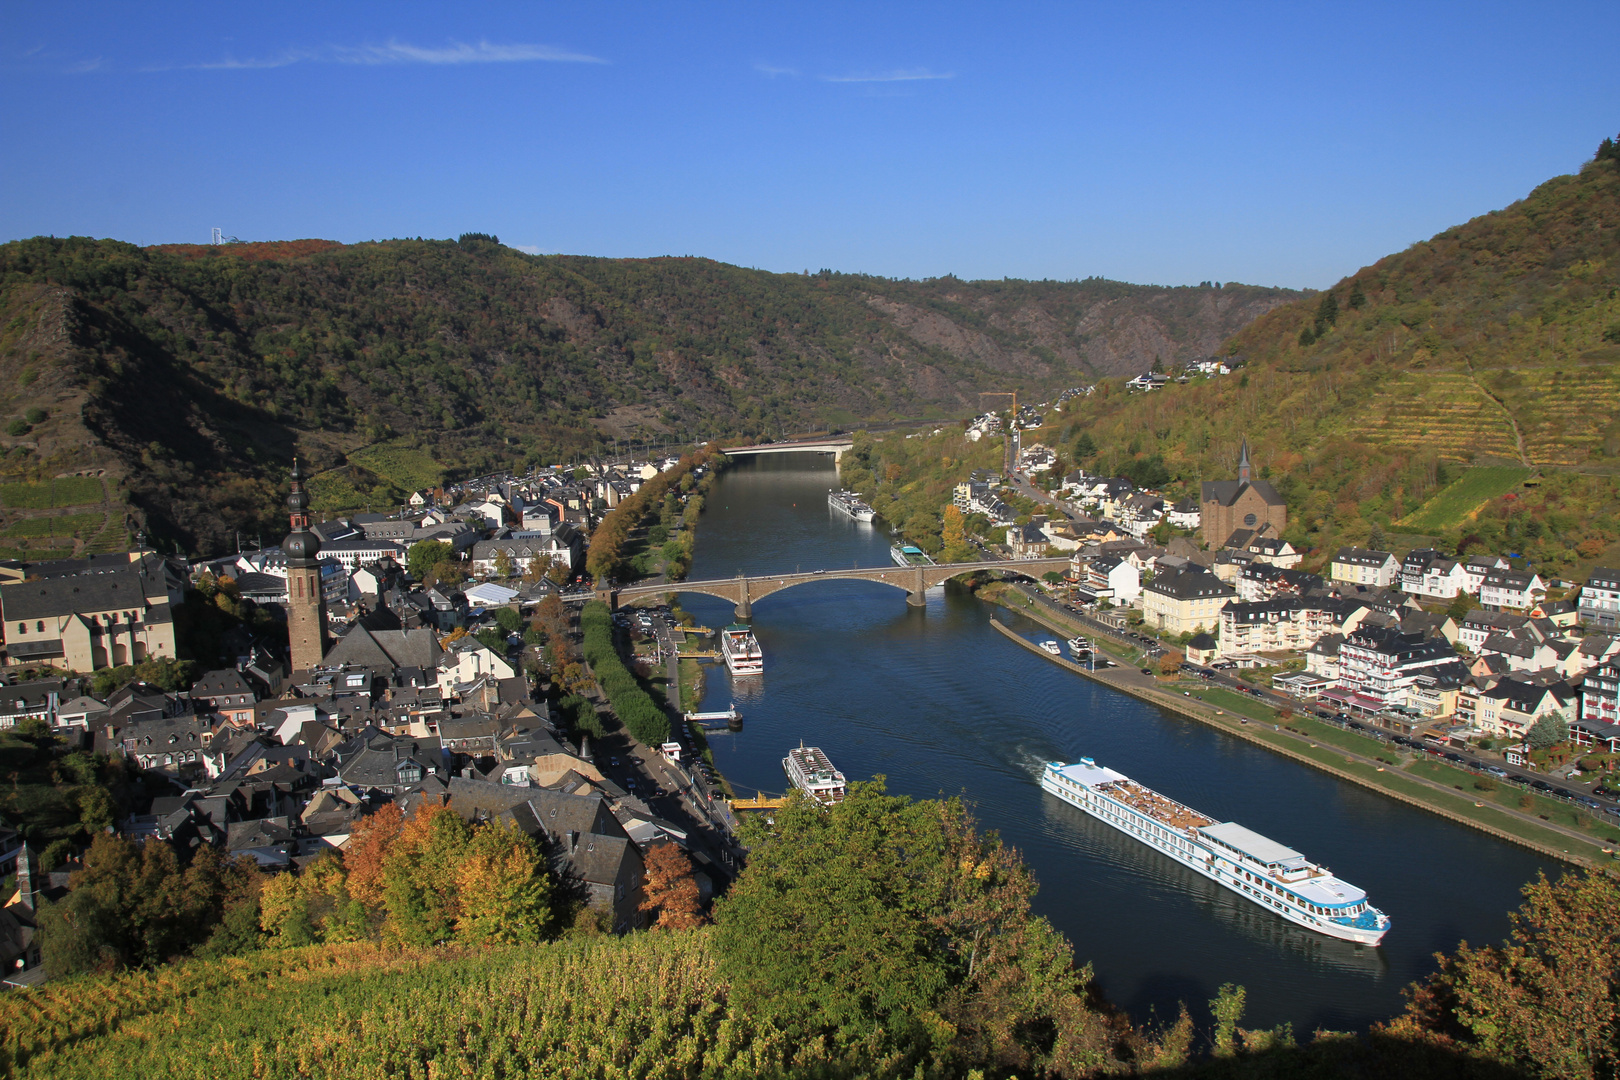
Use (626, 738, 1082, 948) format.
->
(1200, 479, 1286, 508)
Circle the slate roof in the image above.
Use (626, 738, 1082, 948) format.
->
(1334, 547, 1395, 566)
(1200, 478, 1285, 508)
(1147, 566, 1236, 601)
(0, 553, 174, 621)
(322, 626, 442, 675)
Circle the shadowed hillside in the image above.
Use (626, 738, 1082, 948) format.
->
(0, 237, 1293, 555)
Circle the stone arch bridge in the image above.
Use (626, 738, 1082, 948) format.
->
(601, 557, 1073, 619)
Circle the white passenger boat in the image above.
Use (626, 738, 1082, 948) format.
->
(1040, 758, 1389, 945)
(890, 543, 935, 567)
(783, 742, 847, 805)
(720, 623, 763, 676)
(828, 489, 877, 522)
(1066, 637, 1091, 658)
(1039, 640, 1062, 656)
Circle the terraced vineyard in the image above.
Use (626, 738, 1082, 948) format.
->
(1493, 361, 1620, 466)
(0, 476, 119, 559)
(1340, 370, 1521, 463)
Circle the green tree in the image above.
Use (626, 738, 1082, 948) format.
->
(454, 821, 554, 945)
(382, 804, 472, 946)
(1390, 870, 1620, 1079)
(492, 548, 515, 579)
(1527, 711, 1568, 751)
(494, 606, 523, 634)
(407, 539, 451, 581)
(712, 781, 1123, 1077)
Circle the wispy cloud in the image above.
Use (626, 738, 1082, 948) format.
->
(513, 244, 544, 255)
(753, 62, 799, 78)
(65, 57, 103, 74)
(191, 38, 605, 72)
(820, 67, 953, 83)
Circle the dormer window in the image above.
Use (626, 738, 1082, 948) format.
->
(34, 622, 42, 633)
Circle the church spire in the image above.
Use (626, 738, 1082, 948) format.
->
(1238, 438, 1251, 484)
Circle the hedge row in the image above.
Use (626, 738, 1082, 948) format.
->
(579, 602, 670, 746)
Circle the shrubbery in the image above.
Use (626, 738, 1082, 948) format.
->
(580, 601, 669, 746)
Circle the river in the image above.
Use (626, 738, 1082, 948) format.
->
(677, 453, 1550, 1034)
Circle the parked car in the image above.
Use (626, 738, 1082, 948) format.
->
(1552, 787, 1576, 800)
(1596, 785, 1617, 798)
(1531, 780, 1554, 792)
(1486, 765, 1509, 777)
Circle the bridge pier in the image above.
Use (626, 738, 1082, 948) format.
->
(906, 565, 927, 607)
(734, 573, 752, 621)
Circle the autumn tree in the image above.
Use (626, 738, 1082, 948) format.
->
(455, 821, 554, 945)
(524, 553, 553, 583)
(1388, 870, 1620, 1080)
(493, 548, 515, 579)
(639, 842, 704, 929)
(382, 802, 471, 946)
(941, 505, 971, 562)
(342, 802, 403, 907)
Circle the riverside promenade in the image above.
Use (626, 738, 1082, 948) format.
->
(989, 608, 1616, 870)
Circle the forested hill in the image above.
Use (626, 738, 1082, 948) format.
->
(1053, 144, 1620, 575)
(0, 235, 1295, 555)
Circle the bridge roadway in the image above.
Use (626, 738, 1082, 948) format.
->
(602, 557, 1073, 619)
(719, 436, 855, 462)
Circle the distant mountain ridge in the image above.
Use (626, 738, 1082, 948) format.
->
(0, 237, 1295, 554)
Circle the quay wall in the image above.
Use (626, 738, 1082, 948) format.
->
(988, 615, 1608, 870)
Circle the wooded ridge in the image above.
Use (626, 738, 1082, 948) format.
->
(0, 237, 1293, 556)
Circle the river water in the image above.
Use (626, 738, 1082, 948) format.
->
(679, 454, 1550, 1033)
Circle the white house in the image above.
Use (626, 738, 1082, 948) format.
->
(1479, 569, 1546, 613)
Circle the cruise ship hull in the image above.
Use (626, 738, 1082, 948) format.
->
(1041, 760, 1388, 946)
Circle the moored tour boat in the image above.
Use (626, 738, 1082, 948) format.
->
(720, 623, 763, 676)
(783, 742, 847, 805)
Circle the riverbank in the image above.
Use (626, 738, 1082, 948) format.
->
(984, 598, 1619, 868)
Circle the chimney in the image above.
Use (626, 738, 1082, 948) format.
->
(567, 830, 579, 854)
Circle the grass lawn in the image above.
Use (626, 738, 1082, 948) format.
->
(1397, 466, 1531, 531)
(678, 658, 705, 712)
(1185, 685, 1276, 722)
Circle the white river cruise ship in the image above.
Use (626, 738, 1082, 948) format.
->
(1041, 758, 1389, 946)
(828, 488, 877, 522)
(720, 623, 763, 676)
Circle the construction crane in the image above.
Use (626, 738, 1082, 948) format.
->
(978, 391, 1020, 474)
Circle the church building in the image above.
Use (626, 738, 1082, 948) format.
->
(1199, 440, 1287, 550)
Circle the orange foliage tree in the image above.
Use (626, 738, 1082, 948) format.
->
(639, 842, 704, 930)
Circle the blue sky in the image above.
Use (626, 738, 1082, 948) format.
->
(2, 2, 1617, 289)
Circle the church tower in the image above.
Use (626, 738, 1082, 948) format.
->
(1238, 438, 1252, 484)
(283, 460, 328, 672)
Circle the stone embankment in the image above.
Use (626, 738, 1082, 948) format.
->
(989, 611, 1613, 870)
